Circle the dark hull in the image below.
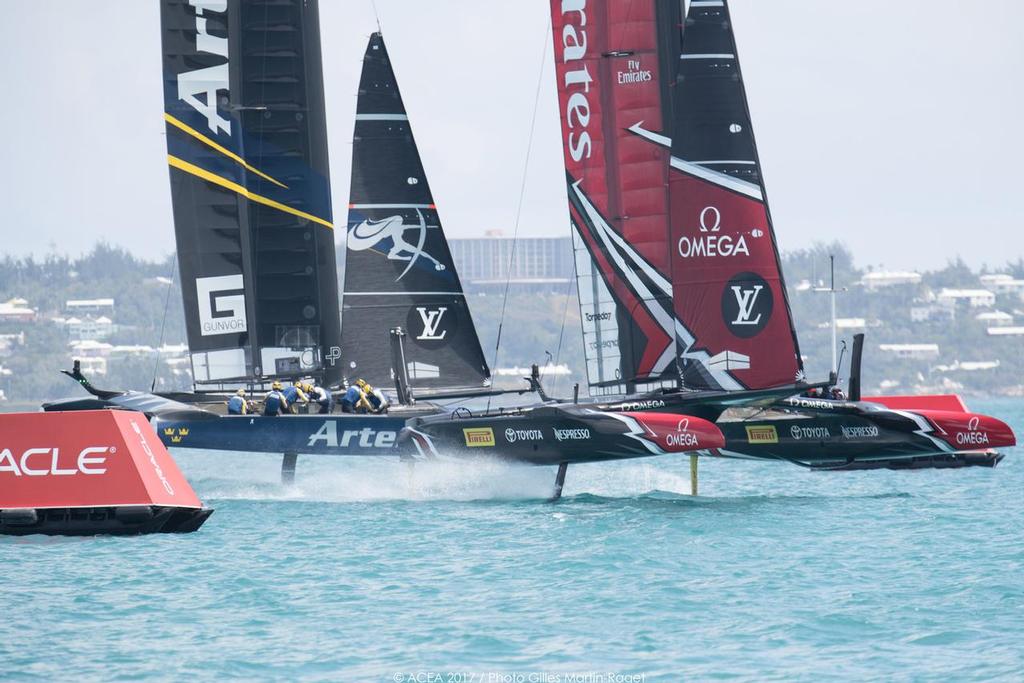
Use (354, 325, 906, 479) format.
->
(0, 506, 213, 537)
(711, 397, 1012, 468)
(817, 451, 1003, 471)
(403, 404, 723, 466)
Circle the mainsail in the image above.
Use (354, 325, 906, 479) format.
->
(160, 0, 341, 388)
(549, 0, 684, 396)
(340, 33, 491, 392)
(664, 0, 803, 390)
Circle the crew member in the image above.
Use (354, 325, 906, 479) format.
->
(357, 379, 389, 414)
(282, 381, 310, 414)
(263, 381, 288, 417)
(830, 387, 847, 401)
(307, 381, 333, 414)
(340, 382, 370, 414)
(227, 389, 250, 415)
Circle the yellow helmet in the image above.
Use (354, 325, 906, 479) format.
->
(271, 380, 283, 390)
(236, 389, 246, 397)
(356, 378, 369, 389)
(302, 382, 314, 393)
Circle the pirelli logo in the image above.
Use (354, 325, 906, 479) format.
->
(745, 425, 779, 444)
(463, 427, 495, 448)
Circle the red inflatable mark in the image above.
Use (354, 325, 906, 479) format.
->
(623, 412, 725, 453)
(0, 410, 202, 510)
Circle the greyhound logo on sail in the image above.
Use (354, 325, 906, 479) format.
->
(177, 0, 231, 136)
(722, 272, 772, 338)
(347, 211, 446, 281)
(196, 274, 247, 336)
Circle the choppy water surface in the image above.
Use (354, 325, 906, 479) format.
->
(3, 399, 1022, 681)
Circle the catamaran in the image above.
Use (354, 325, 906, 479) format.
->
(45, 1, 733, 496)
(527, 0, 1015, 470)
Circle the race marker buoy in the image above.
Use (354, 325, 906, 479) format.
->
(0, 410, 212, 536)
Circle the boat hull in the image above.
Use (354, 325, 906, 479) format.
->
(153, 414, 411, 457)
(402, 405, 724, 466)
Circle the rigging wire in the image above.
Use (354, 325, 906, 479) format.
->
(487, 21, 551, 409)
(150, 253, 178, 392)
(369, 0, 383, 33)
(548, 273, 577, 397)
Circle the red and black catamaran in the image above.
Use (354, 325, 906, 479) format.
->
(532, 0, 1015, 470)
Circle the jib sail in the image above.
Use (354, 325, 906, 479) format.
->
(340, 33, 491, 393)
(664, 0, 803, 390)
(549, 0, 684, 396)
(160, 0, 341, 388)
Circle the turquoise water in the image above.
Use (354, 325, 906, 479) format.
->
(3, 399, 1022, 681)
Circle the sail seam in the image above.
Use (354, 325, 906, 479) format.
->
(669, 156, 764, 200)
(679, 53, 735, 60)
(348, 203, 436, 209)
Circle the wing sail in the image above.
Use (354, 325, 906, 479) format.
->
(160, 0, 341, 388)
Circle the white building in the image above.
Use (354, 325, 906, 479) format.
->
(66, 315, 115, 341)
(69, 340, 114, 357)
(817, 317, 869, 331)
(934, 359, 1000, 372)
(987, 326, 1024, 337)
(879, 343, 940, 360)
(65, 298, 115, 316)
(911, 304, 955, 323)
(936, 288, 996, 308)
(0, 332, 25, 358)
(77, 357, 108, 376)
(975, 310, 1013, 327)
(0, 298, 36, 322)
(980, 273, 1024, 295)
(861, 271, 922, 290)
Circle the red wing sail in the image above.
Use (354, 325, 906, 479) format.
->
(550, 0, 684, 395)
(665, 0, 803, 390)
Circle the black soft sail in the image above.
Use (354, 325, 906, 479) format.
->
(341, 33, 491, 393)
(161, 0, 341, 389)
(665, 0, 803, 390)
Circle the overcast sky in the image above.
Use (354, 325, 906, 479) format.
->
(2, 1, 1022, 271)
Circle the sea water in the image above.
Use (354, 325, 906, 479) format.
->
(2, 399, 1022, 681)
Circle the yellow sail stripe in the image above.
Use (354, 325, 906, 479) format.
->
(164, 113, 289, 189)
(168, 155, 333, 230)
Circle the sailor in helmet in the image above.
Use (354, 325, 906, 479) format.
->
(282, 380, 311, 414)
(263, 381, 288, 417)
(227, 388, 251, 416)
(340, 380, 370, 414)
(305, 380, 333, 414)
(356, 378, 389, 415)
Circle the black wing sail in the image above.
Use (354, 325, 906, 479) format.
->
(341, 33, 491, 392)
(161, 0, 341, 389)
